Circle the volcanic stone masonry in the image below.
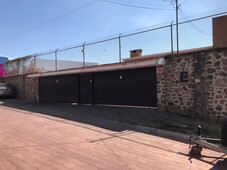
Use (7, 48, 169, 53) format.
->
(3, 75, 39, 101)
(159, 48, 227, 119)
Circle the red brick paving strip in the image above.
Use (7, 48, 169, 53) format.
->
(0, 106, 226, 170)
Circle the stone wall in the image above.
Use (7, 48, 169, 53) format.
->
(4, 75, 25, 98)
(206, 49, 227, 119)
(163, 53, 196, 116)
(161, 48, 227, 119)
(24, 76, 39, 101)
(156, 66, 165, 110)
(3, 74, 39, 101)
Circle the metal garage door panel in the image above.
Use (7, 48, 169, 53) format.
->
(79, 74, 93, 104)
(93, 67, 157, 107)
(39, 74, 79, 103)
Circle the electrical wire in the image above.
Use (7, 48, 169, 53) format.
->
(20, 10, 227, 57)
(110, 0, 172, 7)
(0, 0, 99, 43)
(178, 8, 212, 35)
(170, 0, 176, 5)
(100, 0, 174, 10)
(180, 0, 189, 5)
(163, 0, 188, 6)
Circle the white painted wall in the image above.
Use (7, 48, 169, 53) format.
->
(35, 59, 98, 72)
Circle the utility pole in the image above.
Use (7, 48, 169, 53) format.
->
(168, 0, 179, 54)
(175, 0, 179, 54)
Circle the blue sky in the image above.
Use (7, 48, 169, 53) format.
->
(0, 0, 227, 62)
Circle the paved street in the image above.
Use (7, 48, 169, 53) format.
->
(0, 105, 226, 170)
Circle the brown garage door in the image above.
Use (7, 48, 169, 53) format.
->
(93, 67, 157, 107)
(39, 74, 79, 103)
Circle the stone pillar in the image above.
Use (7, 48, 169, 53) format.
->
(24, 76, 39, 101)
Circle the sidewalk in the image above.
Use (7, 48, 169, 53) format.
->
(0, 102, 226, 170)
(0, 99, 222, 138)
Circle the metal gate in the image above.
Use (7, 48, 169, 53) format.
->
(93, 67, 157, 107)
(79, 74, 93, 104)
(39, 74, 79, 103)
(38, 67, 157, 107)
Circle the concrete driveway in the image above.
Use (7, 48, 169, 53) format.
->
(0, 105, 226, 170)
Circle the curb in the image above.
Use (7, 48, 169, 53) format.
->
(99, 120, 190, 143)
(76, 118, 191, 143)
(128, 124, 190, 142)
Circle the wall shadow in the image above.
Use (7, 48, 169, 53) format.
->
(210, 159, 227, 170)
(0, 99, 202, 143)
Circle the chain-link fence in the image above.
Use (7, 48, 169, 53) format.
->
(4, 10, 227, 76)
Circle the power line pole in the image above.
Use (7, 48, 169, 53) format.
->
(168, 0, 179, 53)
(175, 0, 179, 54)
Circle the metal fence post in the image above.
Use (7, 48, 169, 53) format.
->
(33, 55, 36, 72)
(119, 33, 122, 62)
(170, 21, 174, 55)
(82, 42, 86, 67)
(55, 48, 59, 71)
